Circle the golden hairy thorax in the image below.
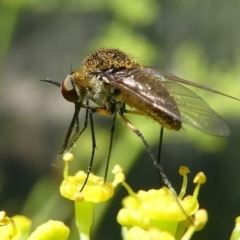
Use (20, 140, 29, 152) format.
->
(82, 49, 140, 76)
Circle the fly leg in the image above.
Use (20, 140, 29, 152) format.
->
(117, 108, 193, 223)
(157, 126, 164, 186)
(65, 101, 90, 153)
(70, 104, 115, 191)
(124, 108, 165, 186)
(117, 111, 170, 188)
(79, 109, 96, 191)
(59, 104, 81, 156)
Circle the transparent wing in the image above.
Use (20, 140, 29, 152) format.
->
(146, 68, 231, 136)
(164, 81, 230, 136)
(110, 67, 232, 136)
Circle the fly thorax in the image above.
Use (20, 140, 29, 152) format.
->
(86, 75, 118, 111)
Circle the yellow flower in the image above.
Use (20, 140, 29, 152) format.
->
(126, 226, 175, 240)
(116, 166, 207, 239)
(60, 153, 114, 203)
(0, 211, 19, 240)
(60, 154, 124, 240)
(0, 212, 32, 240)
(28, 220, 69, 240)
(230, 216, 240, 240)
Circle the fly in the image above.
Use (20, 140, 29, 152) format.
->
(41, 48, 239, 192)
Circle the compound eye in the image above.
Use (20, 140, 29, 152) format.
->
(61, 74, 79, 102)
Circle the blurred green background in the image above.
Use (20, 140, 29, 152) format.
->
(1, 0, 240, 239)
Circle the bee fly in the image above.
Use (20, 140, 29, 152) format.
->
(41, 48, 239, 194)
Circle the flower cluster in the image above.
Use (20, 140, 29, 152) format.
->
(1, 152, 239, 240)
(115, 166, 207, 240)
(0, 211, 69, 240)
